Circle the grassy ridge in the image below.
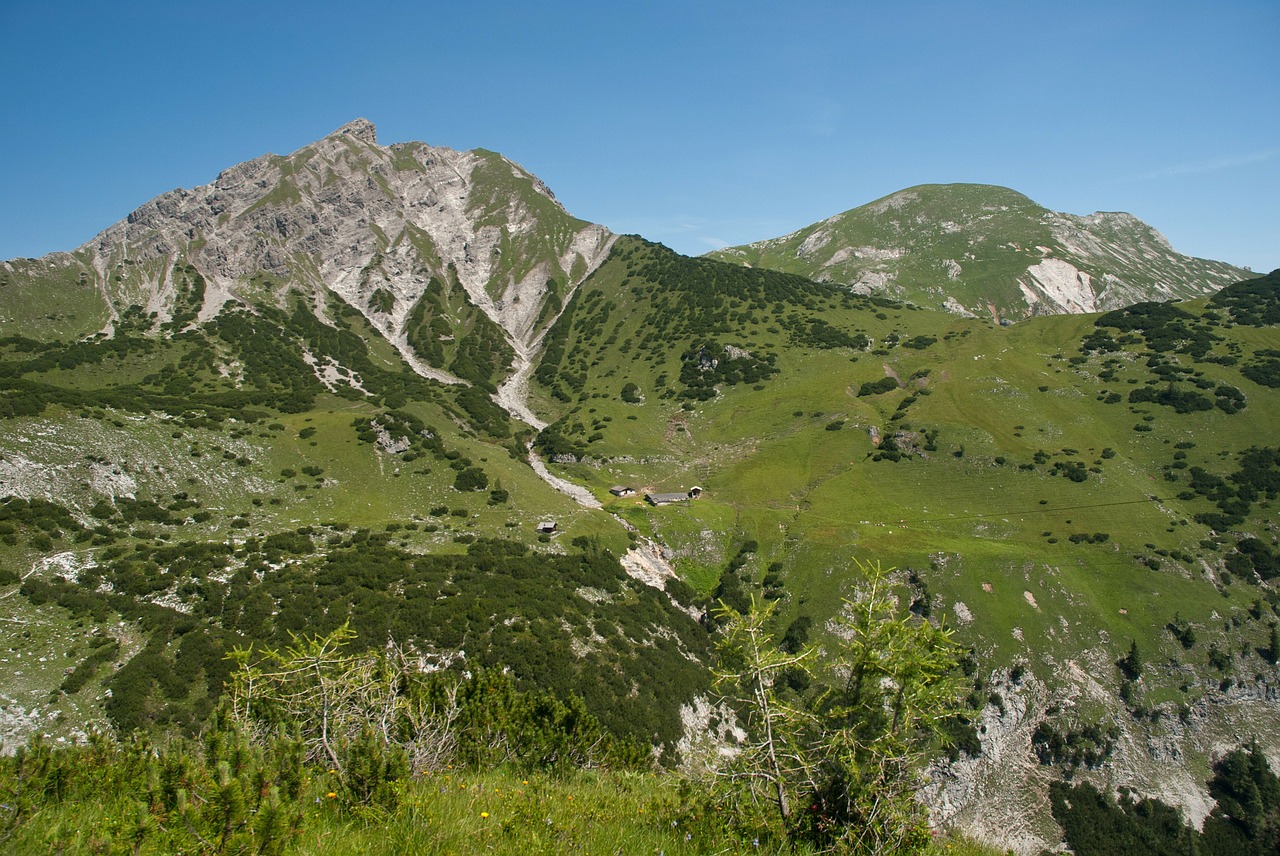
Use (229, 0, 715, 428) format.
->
(706, 183, 1254, 317)
(711, 184, 1056, 316)
(0, 254, 110, 342)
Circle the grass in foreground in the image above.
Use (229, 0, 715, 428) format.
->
(4, 762, 1010, 855)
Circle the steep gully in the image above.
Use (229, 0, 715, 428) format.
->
(491, 302, 682, 588)
(496, 335, 602, 510)
(391, 312, 601, 509)
(371, 236, 684, 585)
(442, 246, 605, 507)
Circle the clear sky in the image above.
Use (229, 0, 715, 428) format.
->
(2, 1, 1277, 272)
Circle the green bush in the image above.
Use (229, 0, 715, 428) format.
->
(857, 376, 899, 397)
(453, 466, 489, 492)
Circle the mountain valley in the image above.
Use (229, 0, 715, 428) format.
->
(1, 120, 1277, 854)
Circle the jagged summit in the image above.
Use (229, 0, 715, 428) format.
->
(9, 120, 614, 386)
(331, 117, 377, 145)
(708, 183, 1252, 320)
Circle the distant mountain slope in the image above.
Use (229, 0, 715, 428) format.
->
(707, 183, 1253, 320)
(0, 119, 614, 383)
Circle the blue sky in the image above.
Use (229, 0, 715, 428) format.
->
(2, 1, 1277, 272)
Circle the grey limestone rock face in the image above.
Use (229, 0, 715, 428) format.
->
(334, 117, 378, 145)
(75, 118, 615, 384)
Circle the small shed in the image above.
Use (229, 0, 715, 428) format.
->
(535, 520, 557, 534)
(609, 485, 636, 497)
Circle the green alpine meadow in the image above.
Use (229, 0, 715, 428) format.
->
(1, 121, 1277, 854)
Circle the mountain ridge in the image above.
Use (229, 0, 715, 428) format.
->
(3, 129, 1256, 357)
(706, 182, 1253, 320)
(6, 119, 614, 390)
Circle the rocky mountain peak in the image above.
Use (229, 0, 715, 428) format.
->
(330, 118, 377, 145)
(46, 120, 615, 393)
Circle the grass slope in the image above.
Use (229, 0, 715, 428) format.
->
(530, 242, 1279, 713)
(0, 283, 647, 743)
(2, 762, 1008, 856)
